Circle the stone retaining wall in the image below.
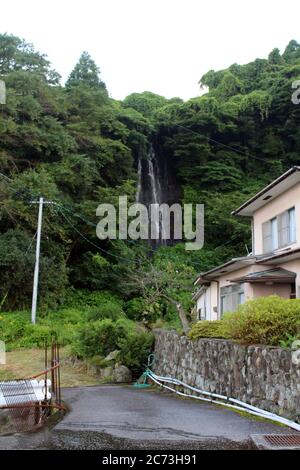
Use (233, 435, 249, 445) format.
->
(153, 329, 300, 422)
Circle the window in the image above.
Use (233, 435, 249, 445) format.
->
(262, 207, 296, 253)
(197, 308, 202, 321)
(271, 217, 278, 250)
(289, 207, 296, 243)
(220, 283, 244, 316)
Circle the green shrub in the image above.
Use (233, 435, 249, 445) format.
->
(222, 296, 300, 346)
(17, 323, 54, 348)
(279, 332, 300, 348)
(124, 297, 146, 320)
(74, 318, 134, 358)
(188, 320, 228, 340)
(87, 301, 125, 322)
(47, 307, 88, 324)
(117, 331, 154, 374)
(64, 289, 123, 309)
(0, 308, 86, 349)
(0, 311, 29, 346)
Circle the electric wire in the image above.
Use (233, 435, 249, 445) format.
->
(174, 123, 271, 163)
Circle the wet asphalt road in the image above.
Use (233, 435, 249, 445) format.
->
(49, 385, 291, 450)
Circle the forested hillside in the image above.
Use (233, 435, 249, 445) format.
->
(1, 33, 300, 322)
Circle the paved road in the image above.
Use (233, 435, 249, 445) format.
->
(50, 385, 291, 450)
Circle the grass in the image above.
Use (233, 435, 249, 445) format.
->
(0, 347, 100, 387)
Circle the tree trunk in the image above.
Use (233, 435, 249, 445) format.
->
(163, 295, 190, 335)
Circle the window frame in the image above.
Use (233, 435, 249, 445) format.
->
(220, 283, 245, 317)
(262, 206, 296, 253)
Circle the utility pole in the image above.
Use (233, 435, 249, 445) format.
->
(30, 198, 55, 324)
(31, 197, 44, 324)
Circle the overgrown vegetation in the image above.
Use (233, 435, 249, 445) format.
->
(1, 33, 300, 315)
(189, 296, 300, 346)
(1, 34, 300, 358)
(0, 301, 154, 375)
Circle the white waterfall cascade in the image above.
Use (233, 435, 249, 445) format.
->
(147, 145, 167, 242)
(136, 145, 167, 243)
(136, 157, 142, 203)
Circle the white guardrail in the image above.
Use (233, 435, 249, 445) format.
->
(146, 369, 300, 432)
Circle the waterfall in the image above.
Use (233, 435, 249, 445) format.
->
(136, 145, 166, 243)
(136, 157, 142, 203)
(147, 146, 161, 239)
(136, 142, 180, 245)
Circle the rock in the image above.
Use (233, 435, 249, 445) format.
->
(114, 365, 132, 383)
(100, 366, 114, 380)
(104, 350, 120, 362)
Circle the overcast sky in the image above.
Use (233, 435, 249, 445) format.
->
(1, 0, 299, 100)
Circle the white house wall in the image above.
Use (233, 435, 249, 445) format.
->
(253, 182, 300, 255)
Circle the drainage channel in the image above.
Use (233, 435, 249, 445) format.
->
(251, 434, 300, 450)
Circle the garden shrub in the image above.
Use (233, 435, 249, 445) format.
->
(222, 295, 300, 346)
(188, 320, 228, 340)
(279, 332, 300, 348)
(117, 331, 154, 373)
(74, 318, 134, 358)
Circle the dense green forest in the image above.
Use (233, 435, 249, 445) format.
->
(0, 33, 300, 324)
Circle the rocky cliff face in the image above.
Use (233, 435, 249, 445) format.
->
(136, 142, 181, 245)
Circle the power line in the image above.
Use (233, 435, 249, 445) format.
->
(57, 206, 139, 263)
(1, 173, 249, 267)
(25, 230, 37, 257)
(175, 123, 269, 163)
(57, 203, 246, 268)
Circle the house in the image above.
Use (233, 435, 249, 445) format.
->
(193, 166, 300, 321)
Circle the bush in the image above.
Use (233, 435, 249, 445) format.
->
(0, 308, 85, 349)
(279, 332, 300, 348)
(188, 320, 228, 340)
(222, 296, 300, 346)
(74, 318, 134, 358)
(124, 297, 146, 321)
(64, 289, 123, 310)
(0, 311, 32, 346)
(17, 323, 54, 348)
(48, 307, 88, 324)
(117, 331, 154, 373)
(87, 301, 125, 322)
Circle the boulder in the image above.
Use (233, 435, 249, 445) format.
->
(100, 366, 114, 380)
(114, 365, 132, 383)
(104, 350, 120, 362)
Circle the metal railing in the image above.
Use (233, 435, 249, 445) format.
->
(0, 341, 65, 433)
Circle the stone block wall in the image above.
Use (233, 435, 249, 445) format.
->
(153, 329, 300, 422)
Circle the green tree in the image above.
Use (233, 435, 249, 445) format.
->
(66, 51, 107, 91)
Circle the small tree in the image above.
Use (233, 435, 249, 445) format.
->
(125, 258, 194, 334)
(66, 51, 107, 90)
